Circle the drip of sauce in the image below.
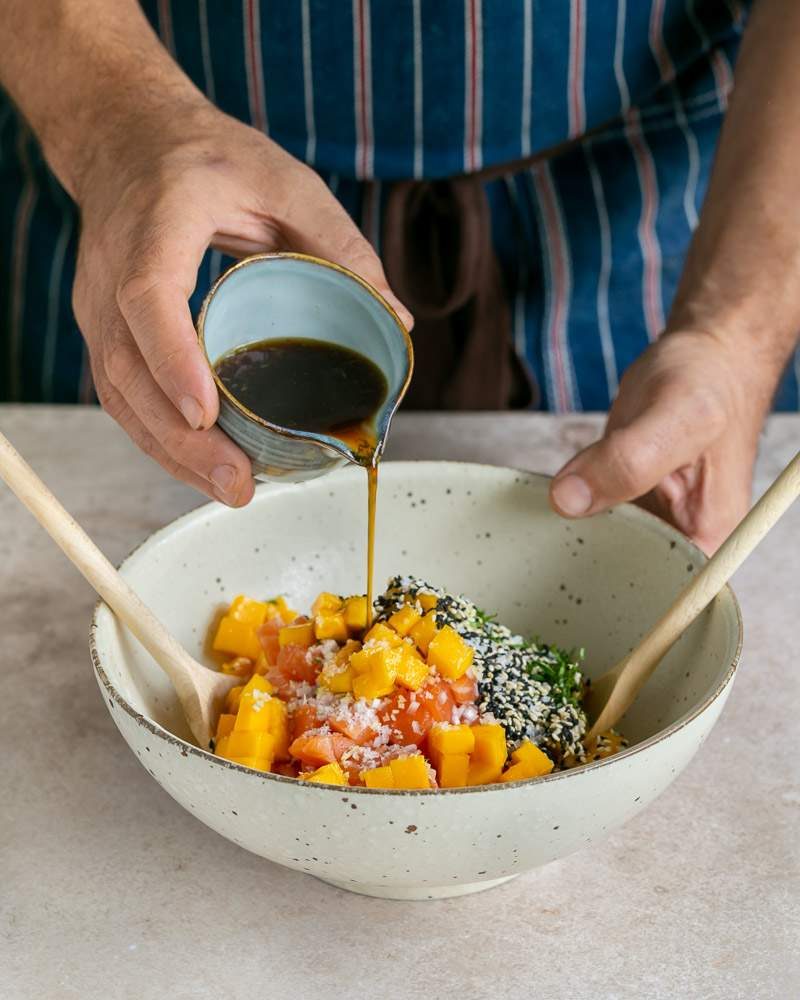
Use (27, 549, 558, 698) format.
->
(215, 337, 387, 624)
(366, 464, 378, 624)
(327, 423, 379, 625)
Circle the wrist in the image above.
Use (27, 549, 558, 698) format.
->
(667, 266, 800, 384)
(662, 323, 789, 419)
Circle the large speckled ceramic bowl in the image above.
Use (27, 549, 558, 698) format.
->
(90, 463, 741, 900)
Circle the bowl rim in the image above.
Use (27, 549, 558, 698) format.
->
(89, 462, 743, 797)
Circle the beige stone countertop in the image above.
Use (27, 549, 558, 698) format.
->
(1, 406, 798, 1000)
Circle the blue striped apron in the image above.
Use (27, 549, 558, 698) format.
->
(3, 0, 794, 411)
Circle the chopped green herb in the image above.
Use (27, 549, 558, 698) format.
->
(523, 643, 584, 707)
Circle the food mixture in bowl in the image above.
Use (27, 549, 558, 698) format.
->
(209, 576, 626, 788)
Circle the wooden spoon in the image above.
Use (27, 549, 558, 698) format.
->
(585, 450, 800, 740)
(0, 430, 238, 749)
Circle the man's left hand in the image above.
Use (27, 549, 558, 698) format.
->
(549, 329, 777, 554)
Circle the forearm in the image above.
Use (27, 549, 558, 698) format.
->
(0, 0, 204, 198)
(669, 0, 800, 383)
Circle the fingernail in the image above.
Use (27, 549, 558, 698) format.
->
(179, 395, 205, 430)
(552, 474, 593, 516)
(210, 464, 237, 498)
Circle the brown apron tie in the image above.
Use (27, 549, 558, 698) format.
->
(379, 121, 617, 410)
(382, 177, 535, 410)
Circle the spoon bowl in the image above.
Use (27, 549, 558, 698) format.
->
(0, 430, 238, 748)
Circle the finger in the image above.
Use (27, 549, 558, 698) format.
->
(279, 175, 415, 331)
(549, 388, 724, 518)
(116, 212, 220, 432)
(102, 326, 255, 506)
(652, 450, 752, 555)
(94, 375, 229, 503)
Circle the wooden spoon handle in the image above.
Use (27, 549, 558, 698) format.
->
(591, 450, 800, 735)
(0, 429, 198, 694)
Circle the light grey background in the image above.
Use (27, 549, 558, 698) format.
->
(1, 407, 797, 1000)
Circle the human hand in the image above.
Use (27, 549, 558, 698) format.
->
(548, 330, 777, 553)
(71, 101, 411, 506)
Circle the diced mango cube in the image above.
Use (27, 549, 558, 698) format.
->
(213, 616, 262, 660)
(437, 753, 470, 788)
(221, 656, 253, 677)
(225, 685, 244, 714)
(242, 674, 275, 696)
(263, 699, 290, 759)
(350, 645, 399, 699)
(352, 668, 397, 701)
(408, 610, 438, 654)
(363, 622, 402, 648)
(224, 730, 276, 761)
(363, 765, 395, 789)
(318, 663, 353, 694)
(499, 741, 554, 782)
(264, 695, 288, 729)
(254, 650, 269, 675)
(234, 696, 273, 733)
(388, 605, 422, 637)
(318, 640, 361, 692)
(498, 762, 527, 783)
(350, 645, 387, 675)
(427, 625, 474, 680)
(343, 595, 368, 632)
(429, 723, 476, 756)
(389, 754, 431, 789)
(417, 592, 438, 612)
(274, 596, 299, 622)
(234, 675, 278, 732)
(314, 612, 348, 643)
(215, 713, 236, 741)
(312, 592, 342, 616)
(510, 740, 538, 765)
(352, 643, 426, 694)
(300, 761, 347, 785)
(335, 639, 362, 665)
(228, 595, 270, 628)
(466, 725, 508, 786)
(214, 735, 230, 757)
(509, 740, 554, 775)
(228, 756, 272, 772)
(394, 646, 429, 690)
(279, 622, 315, 648)
(471, 723, 507, 769)
(466, 760, 503, 786)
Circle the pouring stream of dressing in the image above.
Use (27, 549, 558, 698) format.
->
(214, 337, 388, 624)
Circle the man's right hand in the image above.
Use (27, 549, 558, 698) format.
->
(72, 104, 411, 506)
(0, 0, 410, 505)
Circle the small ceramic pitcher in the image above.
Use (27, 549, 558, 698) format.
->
(197, 253, 413, 482)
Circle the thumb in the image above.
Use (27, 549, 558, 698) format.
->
(549, 391, 721, 518)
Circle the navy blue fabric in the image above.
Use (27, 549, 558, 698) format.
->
(3, 0, 795, 411)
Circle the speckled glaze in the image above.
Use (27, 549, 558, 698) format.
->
(90, 463, 741, 900)
(197, 253, 413, 482)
